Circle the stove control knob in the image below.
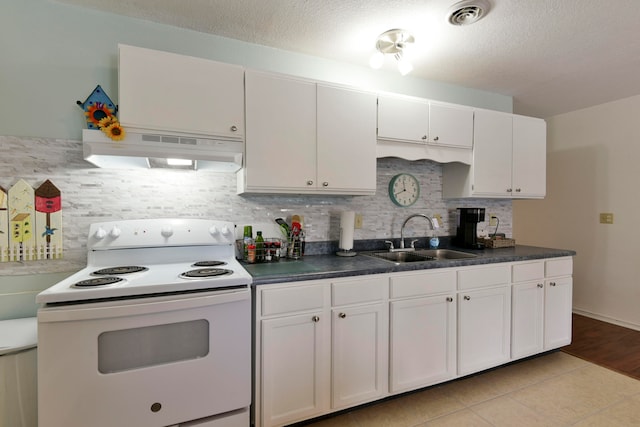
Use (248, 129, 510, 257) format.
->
(161, 226, 174, 238)
(221, 226, 231, 237)
(209, 226, 219, 236)
(94, 227, 107, 240)
(109, 226, 121, 238)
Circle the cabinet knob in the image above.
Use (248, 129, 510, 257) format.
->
(463, 295, 471, 301)
(433, 136, 439, 141)
(506, 188, 513, 193)
(307, 180, 314, 186)
(550, 282, 557, 287)
(322, 182, 329, 187)
(422, 135, 427, 140)
(230, 125, 238, 132)
(537, 283, 544, 288)
(339, 312, 346, 319)
(446, 297, 453, 302)
(312, 316, 320, 322)
(515, 188, 521, 192)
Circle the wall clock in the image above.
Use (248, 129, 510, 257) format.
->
(388, 173, 420, 207)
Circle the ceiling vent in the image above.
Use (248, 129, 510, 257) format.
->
(447, 0, 491, 26)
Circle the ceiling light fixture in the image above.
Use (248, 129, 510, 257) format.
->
(447, 0, 491, 26)
(370, 29, 415, 76)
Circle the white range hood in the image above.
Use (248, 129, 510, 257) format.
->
(82, 129, 243, 171)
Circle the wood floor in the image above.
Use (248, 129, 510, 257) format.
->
(562, 313, 640, 380)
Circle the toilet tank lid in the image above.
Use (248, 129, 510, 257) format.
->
(0, 317, 37, 356)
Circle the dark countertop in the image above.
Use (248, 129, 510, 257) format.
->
(244, 245, 576, 286)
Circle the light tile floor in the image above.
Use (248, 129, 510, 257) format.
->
(300, 352, 640, 426)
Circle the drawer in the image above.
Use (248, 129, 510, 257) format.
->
(512, 261, 544, 283)
(457, 264, 510, 290)
(261, 282, 326, 316)
(389, 269, 456, 299)
(546, 257, 573, 277)
(332, 275, 387, 306)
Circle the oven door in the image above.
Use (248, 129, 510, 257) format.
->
(38, 287, 250, 427)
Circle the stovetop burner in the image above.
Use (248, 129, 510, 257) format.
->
(73, 277, 125, 288)
(92, 266, 149, 275)
(192, 260, 227, 267)
(180, 268, 234, 279)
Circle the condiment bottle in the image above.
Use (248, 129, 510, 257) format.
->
(243, 226, 253, 261)
(255, 231, 265, 262)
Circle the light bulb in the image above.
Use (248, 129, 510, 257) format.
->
(369, 51, 385, 69)
(167, 158, 193, 166)
(397, 58, 413, 76)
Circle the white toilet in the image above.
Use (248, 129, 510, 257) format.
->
(0, 317, 38, 427)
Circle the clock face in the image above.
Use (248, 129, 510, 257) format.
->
(389, 173, 420, 207)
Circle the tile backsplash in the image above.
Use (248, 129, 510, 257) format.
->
(0, 135, 511, 276)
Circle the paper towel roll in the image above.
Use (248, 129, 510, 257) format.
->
(339, 211, 355, 251)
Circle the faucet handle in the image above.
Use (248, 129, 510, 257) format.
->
(410, 239, 419, 249)
(384, 240, 394, 250)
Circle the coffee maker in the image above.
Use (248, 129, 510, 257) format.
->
(455, 208, 485, 249)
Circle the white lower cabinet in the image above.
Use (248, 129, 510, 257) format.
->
(254, 257, 573, 427)
(389, 270, 456, 393)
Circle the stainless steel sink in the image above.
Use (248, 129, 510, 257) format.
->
(413, 249, 477, 260)
(363, 248, 477, 264)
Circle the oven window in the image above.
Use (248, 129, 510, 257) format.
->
(98, 319, 209, 373)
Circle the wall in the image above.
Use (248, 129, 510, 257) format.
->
(1, 0, 511, 142)
(513, 93, 640, 331)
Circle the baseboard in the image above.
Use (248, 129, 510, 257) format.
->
(573, 308, 640, 332)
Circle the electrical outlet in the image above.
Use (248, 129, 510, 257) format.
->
(489, 214, 498, 227)
(599, 213, 614, 224)
(354, 214, 363, 229)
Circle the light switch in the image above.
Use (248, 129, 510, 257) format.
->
(599, 213, 614, 224)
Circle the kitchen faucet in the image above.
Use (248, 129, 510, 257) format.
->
(398, 213, 436, 250)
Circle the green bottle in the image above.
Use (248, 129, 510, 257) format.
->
(255, 231, 265, 262)
(243, 226, 253, 261)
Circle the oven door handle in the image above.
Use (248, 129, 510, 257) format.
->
(38, 288, 249, 323)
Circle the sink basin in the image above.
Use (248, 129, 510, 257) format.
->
(413, 249, 477, 260)
(364, 251, 436, 263)
(363, 248, 477, 264)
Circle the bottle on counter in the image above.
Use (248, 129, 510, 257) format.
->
(255, 231, 265, 262)
(243, 226, 253, 261)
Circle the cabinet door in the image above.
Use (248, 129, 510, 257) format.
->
(458, 286, 511, 376)
(512, 115, 547, 198)
(118, 44, 244, 139)
(390, 294, 456, 393)
(332, 303, 388, 409)
(428, 102, 474, 149)
(261, 312, 328, 427)
(544, 276, 573, 350)
(472, 110, 513, 196)
(377, 95, 429, 143)
(317, 85, 377, 193)
(244, 71, 317, 191)
(511, 281, 545, 359)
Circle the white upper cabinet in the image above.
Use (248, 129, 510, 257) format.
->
(428, 102, 474, 149)
(377, 95, 429, 143)
(118, 44, 244, 140)
(240, 70, 377, 195)
(442, 109, 546, 199)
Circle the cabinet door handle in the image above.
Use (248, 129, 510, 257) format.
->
(446, 297, 453, 302)
(550, 282, 557, 287)
(312, 316, 320, 322)
(515, 188, 521, 192)
(339, 312, 346, 319)
(422, 135, 427, 140)
(433, 136, 439, 141)
(307, 180, 314, 186)
(463, 295, 471, 301)
(322, 182, 329, 187)
(537, 283, 544, 288)
(506, 188, 513, 193)
(230, 125, 238, 132)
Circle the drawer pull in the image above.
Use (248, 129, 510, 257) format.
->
(463, 295, 471, 301)
(312, 316, 320, 322)
(537, 283, 544, 288)
(550, 282, 557, 287)
(339, 312, 346, 319)
(446, 297, 453, 302)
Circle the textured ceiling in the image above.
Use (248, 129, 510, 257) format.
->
(55, 0, 640, 118)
